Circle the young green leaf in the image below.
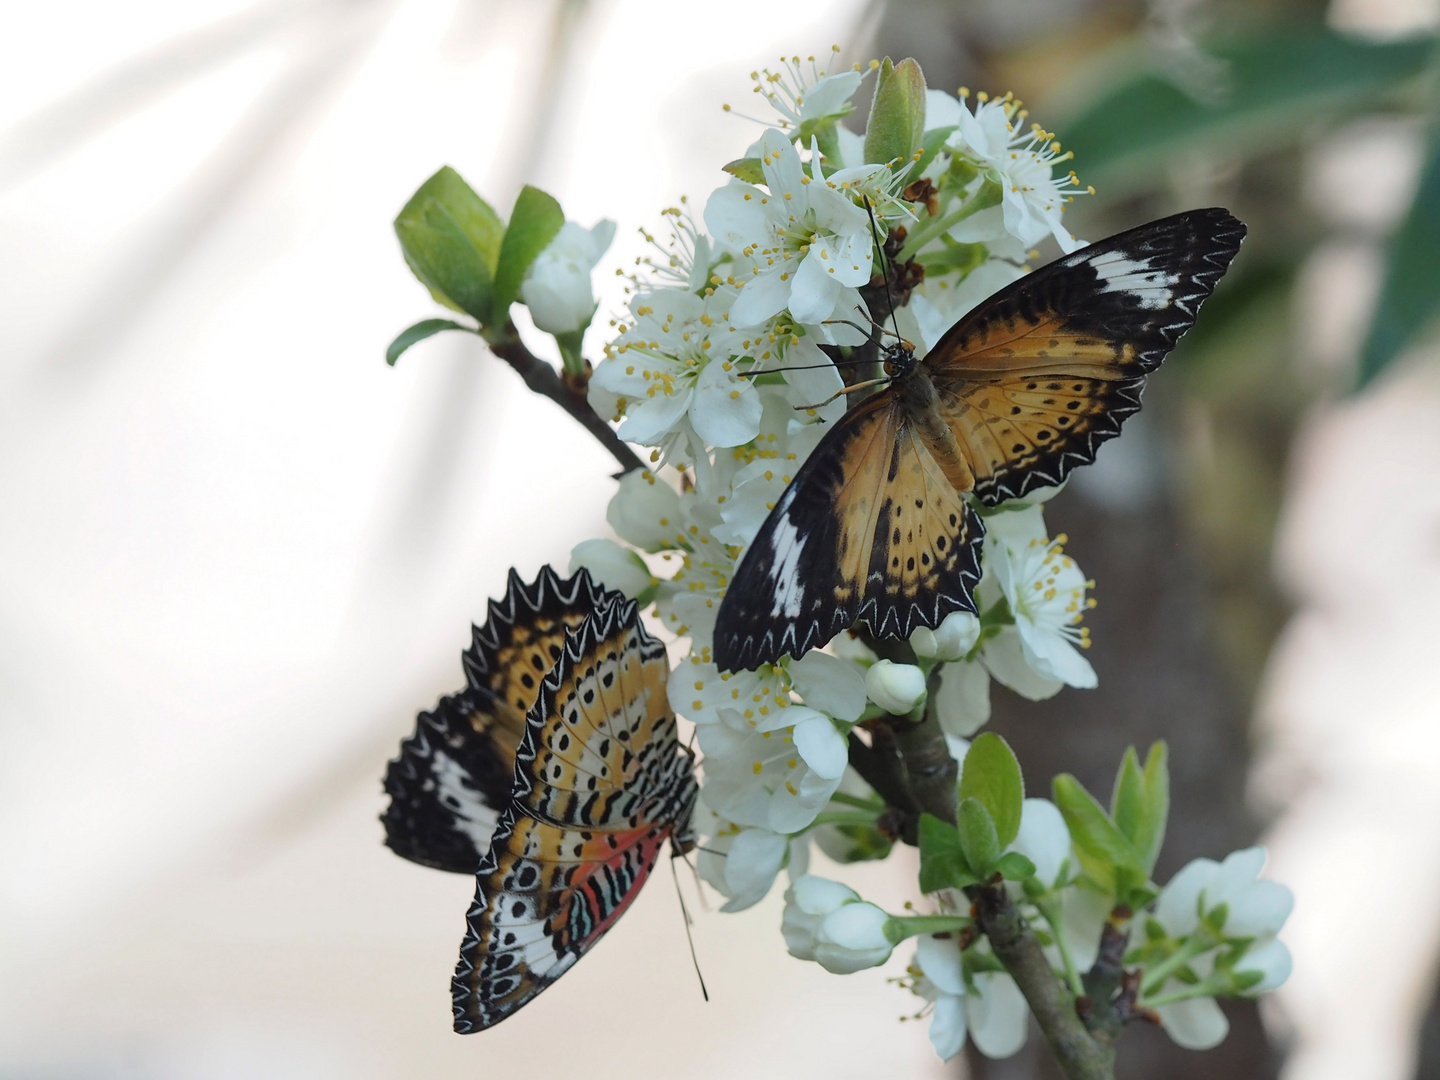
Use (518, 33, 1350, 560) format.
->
(958, 732, 1024, 848)
(956, 797, 1002, 879)
(863, 57, 927, 169)
(1110, 742, 1170, 874)
(721, 157, 765, 184)
(492, 184, 565, 324)
(385, 318, 472, 366)
(918, 812, 973, 893)
(1053, 773, 1145, 897)
(393, 166, 504, 321)
(996, 851, 1037, 882)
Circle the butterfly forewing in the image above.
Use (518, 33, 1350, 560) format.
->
(452, 595, 698, 1032)
(926, 207, 1246, 504)
(713, 393, 984, 672)
(382, 567, 611, 873)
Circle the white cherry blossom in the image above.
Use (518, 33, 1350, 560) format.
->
(983, 505, 1097, 690)
(783, 875, 895, 974)
(914, 933, 1030, 1060)
(589, 286, 761, 448)
(704, 128, 874, 328)
(945, 92, 1087, 254)
(519, 218, 615, 333)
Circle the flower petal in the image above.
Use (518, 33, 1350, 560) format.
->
(916, 933, 965, 996)
(981, 630, 1064, 701)
(720, 827, 789, 912)
(788, 250, 843, 324)
(1155, 995, 1229, 1050)
(929, 994, 968, 1060)
(967, 973, 1030, 1058)
(568, 539, 651, 598)
(787, 650, 867, 720)
(1156, 858, 1221, 938)
(1010, 798, 1071, 888)
(792, 714, 848, 780)
(690, 359, 762, 448)
(730, 266, 793, 327)
(933, 660, 991, 737)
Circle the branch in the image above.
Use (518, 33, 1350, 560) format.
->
(483, 323, 644, 474)
(848, 648, 1118, 1080)
(970, 882, 1117, 1080)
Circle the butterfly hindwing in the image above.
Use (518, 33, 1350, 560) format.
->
(713, 393, 983, 672)
(452, 595, 698, 1032)
(926, 207, 1246, 504)
(381, 567, 611, 873)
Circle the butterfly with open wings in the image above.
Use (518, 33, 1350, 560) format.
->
(712, 207, 1246, 673)
(382, 566, 698, 1032)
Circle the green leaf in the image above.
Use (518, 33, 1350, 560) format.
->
(997, 851, 1037, 882)
(956, 797, 1002, 878)
(864, 57, 927, 169)
(1059, 30, 1434, 185)
(958, 732, 1024, 848)
(385, 318, 472, 366)
(1053, 773, 1146, 897)
(493, 184, 565, 323)
(722, 157, 766, 184)
(1360, 125, 1440, 386)
(393, 166, 504, 321)
(918, 812, 973, 892)
(1112, 745, 1169, 873)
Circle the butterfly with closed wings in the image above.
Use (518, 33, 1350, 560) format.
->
(382, 566, 698, 1032)
(712, 207, 1246, 673)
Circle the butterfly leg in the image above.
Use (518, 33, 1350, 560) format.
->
(793, 377, 892, 412)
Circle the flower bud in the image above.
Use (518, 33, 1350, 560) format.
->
(606, 469, 682, 552)
(865, 659, 927, 714)
(520, 219, 615, 334)
(1233, 937, 1292, 995)
(568, 539, 653, 600)
(911, 611, 980, 661)
(816, 901, 894, 973)
(782, 875, 895, 973)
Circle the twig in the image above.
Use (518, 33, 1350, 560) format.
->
(483, 322, 644, 474)
(970, 882, 1117, 1080)
(847, 646, 1119, 1080)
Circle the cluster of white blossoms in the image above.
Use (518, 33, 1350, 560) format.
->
(533, 50, 1293, 1065)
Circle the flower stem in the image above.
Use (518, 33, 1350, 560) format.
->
(1138, 935, 1211, 997)
(482, 322, 644, 474)
(854, 673, 1117, 1080)
(896, 180, 1002, 261)
(1036, 897, 1086, 998)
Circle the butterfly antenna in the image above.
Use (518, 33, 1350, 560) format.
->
(670, 856, 710, 1003)
(864, 195, 904, 349)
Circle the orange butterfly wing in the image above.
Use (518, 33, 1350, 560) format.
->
(451, 595, 698, 1032)
(713, 391, 983, 671)
(382, 567, 610, 873)
(924, 207, 1246, 504)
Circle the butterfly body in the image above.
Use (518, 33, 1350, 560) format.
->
(713, 208, 1246, 672)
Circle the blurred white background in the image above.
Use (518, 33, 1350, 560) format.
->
(6, 0, 1440, 1078)
(0, 1, 951, 1077)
